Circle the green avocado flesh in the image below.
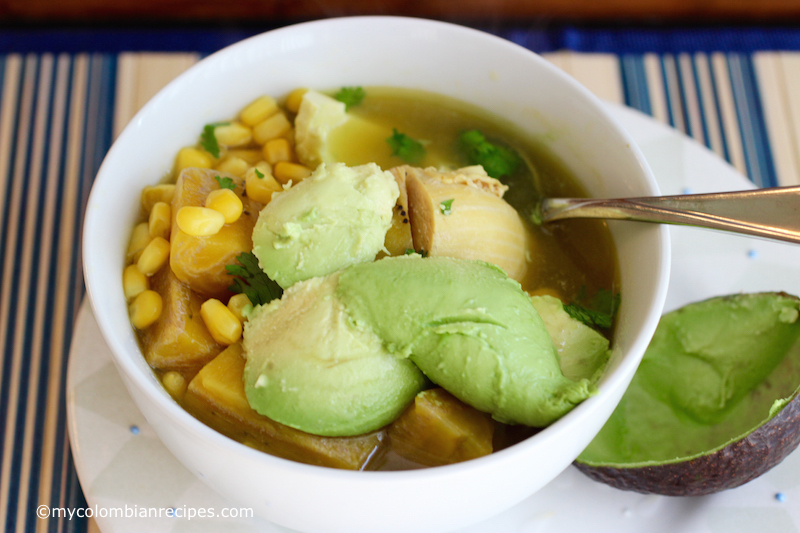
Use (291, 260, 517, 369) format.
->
(578, 293, 800, 467)
(530, 294, 610, 384)
(243, 256, 596, 436)
(242, 273, 427, 437)
(251, 162, 399, 289)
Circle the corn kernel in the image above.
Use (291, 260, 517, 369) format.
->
(285, 88, 308, 114)
(123, 264, 150, 301)
(129, 290, 163, 329)
(227, 149, 262, 165)
(176, 147, 214, 173)
(263, 137, 293, 165)
(214, 121, 252, 148)
(141, 184, 176, 213)
(126, 222, 152, 263)
(215, 155, 250, 177)
(176, 206, 226, 236)
(253, 160, 272, 175)
(205, 189, 243, 224)
(200, 298, 242, 345)
(227, 293, 253, 322)
(161, 371, 187, 400)
(245, 165, 282, 204)
(253, 112, 291, 145)
(137, 237, 170, 276)
(240, 95, 279, 127)
(273, 161, 312, 185)
(148, 201, 171, 240)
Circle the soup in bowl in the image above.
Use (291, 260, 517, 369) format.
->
(83, 17, 669, 533)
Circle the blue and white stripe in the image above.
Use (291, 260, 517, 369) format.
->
(613, 50, 796, 187)
(0, 53, 116, 533)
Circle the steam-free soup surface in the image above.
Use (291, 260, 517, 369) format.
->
(330, 87, 618, 303)
(127, 86, 619, 471)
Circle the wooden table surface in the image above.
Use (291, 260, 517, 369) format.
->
(2, 0, 800, 23)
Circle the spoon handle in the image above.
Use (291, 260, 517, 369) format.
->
(540, 186, 800, 244)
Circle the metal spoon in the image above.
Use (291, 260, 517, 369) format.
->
(538, 186, 800, 245)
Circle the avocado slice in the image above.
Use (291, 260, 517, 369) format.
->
(530, 294, 610, 384)
(243, 255, 597, 437)
(575, 292, 800, 495)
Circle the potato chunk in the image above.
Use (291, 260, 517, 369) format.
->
(140, 267, 222, 370)
(387, 388, 494, 466)
(170, 168, 258, 298)
(183, 343, 386, 470)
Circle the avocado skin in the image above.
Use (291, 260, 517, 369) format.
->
(574, 389, 800, 495)
(574, 292, 800, 496)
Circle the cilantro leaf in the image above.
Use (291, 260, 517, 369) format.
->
(457, 129, 520, 180)
(254, 168, 265, 179)
(334, 86, 366, 110)
(387, 129, 426, 164)
(439, 198, 454, 215)
(563, 288, 620, 330)
(226, 252, 283, 306)
(529, 204, 544, 226)
(215, 175, 237, 190)
(200, 122, 229, 159)
(404, 249, 415, 255)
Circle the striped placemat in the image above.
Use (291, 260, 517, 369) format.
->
(1, 30, 799, 533)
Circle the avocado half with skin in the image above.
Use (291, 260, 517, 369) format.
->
(575, 292, 800, 496)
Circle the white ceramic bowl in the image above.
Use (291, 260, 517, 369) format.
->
(83, 17, 669, 533)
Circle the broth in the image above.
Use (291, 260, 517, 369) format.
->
(330, 87, 618, 304)
(127, 86, 619, 471)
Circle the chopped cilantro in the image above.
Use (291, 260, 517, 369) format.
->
(439, 198, 454, 215)
(387, 129, 426, 164)
(214, 175, 236, 190)
(529, 204, 544, 226)
(563, 288, 620, 330)
(404, 249, 415, 255)
(200, 122, 229, 159)
(334, 86, 366, 110)
(226, 252, 283, 306)
(254, 168, 265, 179)
(457, 129, 520, 180)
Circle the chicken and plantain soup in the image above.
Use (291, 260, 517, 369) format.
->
(124, 86, 620, 470)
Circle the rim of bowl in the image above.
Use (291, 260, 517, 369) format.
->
(82, 15, 670, 482)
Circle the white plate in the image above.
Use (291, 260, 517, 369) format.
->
(67, 103, 800, 533)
